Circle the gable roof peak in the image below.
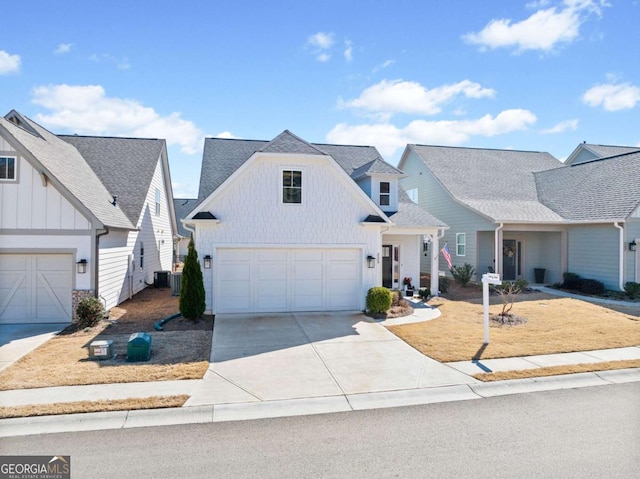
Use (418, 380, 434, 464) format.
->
(259, 130, 326, 156)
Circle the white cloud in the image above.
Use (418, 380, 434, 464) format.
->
(540, 118, 579, 134)
(582, 82, 640, 111)
(31, 84, 204, 154)
(342, 79, 495, 116)
(0, 50, 20, 74)
(307, 32, 335, 62)
(89, 53, 130, 70)
(373, 59, 395, 73)
(463, 0, 608, 53)
(54, 43, 73, 55)
(344, 41, 353, 62)
(327, 109, 537, 158)
(215, 131, 240, 139)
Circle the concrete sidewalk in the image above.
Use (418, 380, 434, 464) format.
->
(1, 301, 639, 438)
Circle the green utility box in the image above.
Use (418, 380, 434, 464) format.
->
(127, 332, 152, 362)
(89, 339, 115, 360)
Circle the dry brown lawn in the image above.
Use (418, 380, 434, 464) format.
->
(0, 288, 212, 390)
(0, 395, 189, 419)
(388, 285, 640, 362)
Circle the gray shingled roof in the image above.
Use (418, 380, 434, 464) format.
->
(350, 158, 404, 180)
(409, 145, 564, 222)
(198, 132, 446, 228)
(584, 144, 640, 158)
(173, 198, 199, 237)
(60, 135, 165, 225)
(390, 189, 448, 228)
(0, 113, 134, 230)
(536, 150, 640, 221)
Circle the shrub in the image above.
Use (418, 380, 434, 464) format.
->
(578, 278, 605, 295)
(390, 289, 403, 307)
(562, 272, 581, 291)
(514, 279, 529, 292)
(76, 296, 105, 328)
(418, 288, 431, 300)
(624, 282, 640, 299)
(450, 263, 475, 287)
(180, 236, 206, 320)
(439, 277, 450, 294)
(366, 287, 392, 314)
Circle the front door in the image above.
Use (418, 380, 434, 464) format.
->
(382, 244, 392, 288)
(502, 239, 522, 281)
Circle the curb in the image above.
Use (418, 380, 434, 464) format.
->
(2, 368, 639, 438)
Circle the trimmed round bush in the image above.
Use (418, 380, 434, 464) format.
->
(366, 287, 392, 314)
(578, 278, 605, 295)
(624, 282, 640, 299)
(76, 296, 105, 328)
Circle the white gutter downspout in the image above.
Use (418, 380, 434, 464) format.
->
(494, 223, 504, 276)
(432, 228, 446, 296)
(614, 222, 624, 291)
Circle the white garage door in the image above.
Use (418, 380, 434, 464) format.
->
(216, 248, 361, 313)
(0, 254, 73, 324)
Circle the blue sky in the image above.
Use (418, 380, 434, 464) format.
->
(2, 0, 639, 197)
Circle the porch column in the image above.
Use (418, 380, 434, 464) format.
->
(431, 234, 440, 295)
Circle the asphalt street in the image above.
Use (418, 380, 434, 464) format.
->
(1, 383, 638, 478)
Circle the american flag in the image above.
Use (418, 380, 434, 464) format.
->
(441, 243, 453, 269)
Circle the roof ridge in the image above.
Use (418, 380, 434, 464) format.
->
(411, 144, 549, 154)
(58, 134, 162, 141)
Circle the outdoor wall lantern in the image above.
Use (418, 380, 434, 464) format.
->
(366, 255, 376, 268)
(203, 255, 212, 269)
(630, 240, 637, 252)
(76, 259, 87, 274)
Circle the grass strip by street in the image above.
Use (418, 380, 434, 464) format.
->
(0, 395, 189, 419)
(472, 359, 640, 382)
(388, 293, 640, 362)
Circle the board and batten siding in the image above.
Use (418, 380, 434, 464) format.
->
(97, 155, 174, 309)
(0, 146, 90, 231)
(400, 150, 493, 278)
(567, 224, 619, 289)
(195, 156, 381, 313)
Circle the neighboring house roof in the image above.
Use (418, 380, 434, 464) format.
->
(565, 143, 640, 165)
(197, 131, 446, 228)
(407, 144, 564, 223)
(173, 198, 199, 237)
(536, 150, 640, 221)
(0, 111, 135, 230)
(60, 135, 167, 226)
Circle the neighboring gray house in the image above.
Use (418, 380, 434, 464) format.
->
(183, 131, 447, 314)
(0, 111, 177, 324)
(399, 144, 640, 290)
(173, 198, 198, 261)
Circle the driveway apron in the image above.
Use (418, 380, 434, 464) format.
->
(186, 312, 476, 406)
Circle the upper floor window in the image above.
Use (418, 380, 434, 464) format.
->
(283, 170, 302, 204)
(155, 189, 161, 216)
(407, 188, 418, 204)
(0, 156, 16, 181)
(456, 233, 466, 256)
(380, 182, 390, 206)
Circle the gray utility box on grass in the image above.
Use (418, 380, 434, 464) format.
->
(127, 332, 152, 362)
(89, 339, 115, 360)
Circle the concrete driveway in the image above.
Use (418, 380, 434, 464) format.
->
(186, 312, 476, 406)
(0, 324, 63, 372)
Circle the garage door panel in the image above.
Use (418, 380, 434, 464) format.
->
(216, 248, 361, 313)
(0, 254, 72, 324)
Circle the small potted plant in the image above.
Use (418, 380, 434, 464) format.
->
(403, 277, 414, 297)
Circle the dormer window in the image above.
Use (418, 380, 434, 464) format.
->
(379, 182, 390, 206)
(283, 170, 302, 204)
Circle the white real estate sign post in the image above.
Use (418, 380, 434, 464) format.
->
(481, 273, 502, 344)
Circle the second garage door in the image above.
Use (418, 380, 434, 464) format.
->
(216, 248, 361, 313)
